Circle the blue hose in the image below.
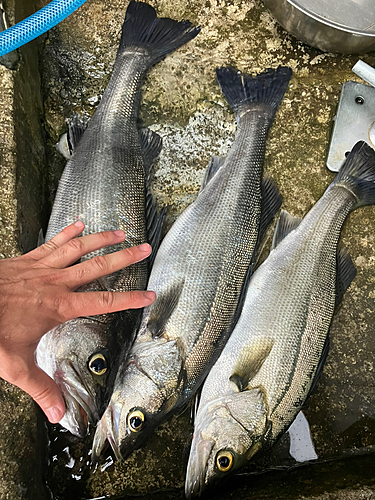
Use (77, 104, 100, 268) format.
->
(0, 0, 88, 57)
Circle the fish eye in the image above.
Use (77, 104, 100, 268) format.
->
(127, 409, 145, 432)
(216, 450, 233, 472)
(88, 353, 107, 376)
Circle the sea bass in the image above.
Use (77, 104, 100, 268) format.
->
(36, 0, 200, 437)
(185, 141, 375, 497)
(92, 66, 291, 460)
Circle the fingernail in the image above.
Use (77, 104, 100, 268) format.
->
(143, 291, 156, 302)
(74, 220, 84, 228)
(114, 230, 125, 238)
(139, 243, 151, 252)
(45, 405, 64, 423)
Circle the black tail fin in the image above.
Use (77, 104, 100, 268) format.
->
(119, 1, 200, 65)
(216, 66, 292, 122)
(334, 141, 375, 207)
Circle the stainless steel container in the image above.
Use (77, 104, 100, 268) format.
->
(263, 0, 375, 54)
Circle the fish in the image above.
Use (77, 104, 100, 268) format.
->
(184, 140, 375, 497)
(92, 65, 292, 461)
(36, 0, 200, 438)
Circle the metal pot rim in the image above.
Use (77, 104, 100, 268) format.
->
(286, 0, 375, 37)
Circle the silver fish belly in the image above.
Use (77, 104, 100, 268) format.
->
(185, 141, 375, 497)
(36, 0, 200, 437)
(92, 66, 291, 461)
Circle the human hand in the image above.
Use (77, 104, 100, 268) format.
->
(0, 221, 155, 424)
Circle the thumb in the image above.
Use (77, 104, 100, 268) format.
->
(18, 366, 66, 423)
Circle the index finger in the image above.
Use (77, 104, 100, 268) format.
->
(21, 221, 85, 261)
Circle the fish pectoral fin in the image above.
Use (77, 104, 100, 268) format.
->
(335, 242, 356, 307)
(229, 338, 274, 391)
(67, 114, 89, 154)
(198, 155, 226, 194)
(139, 127, 163, 175)
(147, 278, 185, 338)
(271, 209, 302, 250)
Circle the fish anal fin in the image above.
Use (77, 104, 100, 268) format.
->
(199, 155, 226, 194)
(229, 338, 274, 392)
(258, 177, 283, 244)
(139, 128, 163, 175)
(335, 242, 357, 307)
(147, 206, 167, 268)
(139, 127, 166, 266)
(147, 278, 185, 338)
(271, 209, 302, 251)
(67, 114, 89, 153)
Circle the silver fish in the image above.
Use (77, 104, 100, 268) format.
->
(36, 0, 200, 437)
(185, 141, 375, 497)
(92, 66, 291, 460)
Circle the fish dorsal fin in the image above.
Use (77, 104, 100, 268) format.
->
(258, 177, 283, 245)
(139, 127, 163, 175)
(335, 243, 356, 307)
(271, 209, 302, 250)
(67, 114, 89, 153)
(198, 155, 226, 194)
(229, 338, 274, 392)
(147, 278, 185, 338)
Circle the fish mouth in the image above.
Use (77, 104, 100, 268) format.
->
(55, 360, 99, 437)
(185, 438, 214, 499)
(92, 402, 123, 462)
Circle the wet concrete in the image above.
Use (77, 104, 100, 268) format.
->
(0, 0, 374, 498)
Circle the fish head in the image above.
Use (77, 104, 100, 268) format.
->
(36, 316, 122, 437)
(185, 388, 268, 498)
(92, 339, 184, 461)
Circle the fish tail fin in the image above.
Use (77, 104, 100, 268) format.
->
(334, 141, 375, 207)
(216, 66, 292, 122)
(118, 1, 200, 66)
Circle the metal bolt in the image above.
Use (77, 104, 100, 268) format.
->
(355, 96, 365, 105)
